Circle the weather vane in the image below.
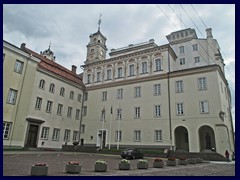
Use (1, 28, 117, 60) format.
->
(98, 13, 102, 31)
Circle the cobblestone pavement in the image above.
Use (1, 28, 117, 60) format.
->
(3, 151, 235, 176)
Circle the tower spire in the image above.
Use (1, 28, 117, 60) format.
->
(98, 13, 102, 31)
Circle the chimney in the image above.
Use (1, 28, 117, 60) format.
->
(71, 65, 77, 74)
(21, 43, 26, 49)
(206, 28, 213, 38)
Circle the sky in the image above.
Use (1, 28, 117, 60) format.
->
(3, 4, 235, 129)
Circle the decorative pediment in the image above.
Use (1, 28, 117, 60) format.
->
(128, 59, 135, 63)
(87, 69, 92, 73)
(106, 64, 112, 68)
(141, 55, 148, 59)
(154, 52, 162, 57)
(96, 66, 102, 70)
(117, 61, 123, 65)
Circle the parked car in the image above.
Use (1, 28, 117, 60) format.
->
(121, 148, 144, 159)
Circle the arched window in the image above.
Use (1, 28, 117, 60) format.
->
(49, 83, 55, 93)
(39, 79, 45, 89)
(60, 87, 65, 96)
(70, 91, 74, 100)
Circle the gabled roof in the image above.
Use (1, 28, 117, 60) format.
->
(21, 44, 84, 86)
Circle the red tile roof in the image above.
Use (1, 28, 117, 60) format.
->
(21, 45, 84, 86)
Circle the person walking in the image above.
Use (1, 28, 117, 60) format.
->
(225, 150, 230, 162)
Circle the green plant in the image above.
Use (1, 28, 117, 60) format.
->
(138, 159, 148, 163)
(68, 161, 80, 165)
(95, 159, 107, 164)
(168, 157, 176, 161)
(120, 159, 130, 163)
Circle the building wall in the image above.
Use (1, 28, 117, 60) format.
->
(3, 41, 39, 148)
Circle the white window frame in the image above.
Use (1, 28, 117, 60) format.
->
(67, 107, 73, 118)
(106, 69, 112, 80)
(180, 58, 185, 65)
(141, 61, 148, 74)
(115, 130, 122, 142)
(3, 122, 12, 140)
(155, 58, 162, 71)
(193, 44, 198, 51)
(14, 60, 24, 74)
(96, 72, 101, 82)
(154, 84, 161, 96)
(75, 109, 80, 120)
(176, 80, 183, 93)
(200, 100, 209, 113)
(198, 77, 207, 90)
(40, 127, 49, 140)
(154, 105, 161, 117)
(117, 67, 123, 78)
(117, 88, 123, 100)
(64, 129, 71, 142)
(87, 74, 91, 84)
(179, 46, 184, 54)
(154, 130, 162, 142)
(46, 100, 53, 113)
(102, 91, 107, 101)
(129, 64, 135, 76)
(73, 131, 79, 141)
(134, 86, 141, 98)
(116, 108, 122, 120)
(57, 104, 63, 116)
(176, 102, 184, 115)
(49, 83, 55, 93)
(7, 89, 18, 105)
(134, 107, 141, 119)
(194, 56, 200, 63)
(52, 128, 60, 141)
(60, 87, 65, 96)
(101, 109, 106, 120)
(35, 97, 42, 110)
(134, 130, 141, 142)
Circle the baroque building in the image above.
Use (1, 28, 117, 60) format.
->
(3, 27, 234, 158)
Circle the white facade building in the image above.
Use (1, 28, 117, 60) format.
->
(80, 28, 234, 157)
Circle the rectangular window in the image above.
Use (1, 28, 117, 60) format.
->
(102, 91, 107, 101)
(115, 130, 122, 142)
(220, 82, 223, 93)
(116, 108, 122, 120)
(101, 109, 106, 120)
(193, 44, 198, 51)
(129, 64, 134, 76)
(35, 97, 42, 110)
(154, 105, 161, 117)
(64, 129, 71, 141)
(84, 92, 88, 101)
(52, 128, 60, 141)
(81, 124, 85, 133)
(154, 84, 161, 96)
(155, 130, 162, 141)
(155, 58, 162, 71)
(57, 104, 63, 115)
(198, 77, 207, 90)
(134, 86, 141, 98)
(46, 101, 53, 113)
(40, 127, 49, 140)
(180, 58, 185, 65)
(179, 46, 184, 54)
(200, 101, 209, 113)
(117, 67, 123, 78)
(135, 107, 141, 118)
(117, 88, 123, 100)
(83, 106, 87, 116)
(77, 94, 82, 102)
(87, 74, 91, 84)
(75, 109, 80, 120)
(141, 61, 148, 74)
(73, 131, 79, 141)
(67, 107, 73, 118)
(194, 56, 200, 63)
(176, 80, 183, 93)
(134, 130, 141, 142)
(96, 72, 101, 82)
(176, 103, 184, 115)
(107, 69, 112, 80)
(14, 60, 24, 74)
(3, 122, 12, 139)
(7, 89, 18, 105)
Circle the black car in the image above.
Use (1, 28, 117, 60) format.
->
(121, 148, 144, 159)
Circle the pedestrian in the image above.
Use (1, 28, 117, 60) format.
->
(225, 150, 230, 162)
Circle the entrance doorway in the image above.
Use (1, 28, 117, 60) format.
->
(97, 130, 107, 148)
(26, 124, 39, 147)
(174, 126, 189, 152)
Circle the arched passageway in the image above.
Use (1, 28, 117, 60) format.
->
(199, 125, 216, 152)
(174, 126, 189, 152)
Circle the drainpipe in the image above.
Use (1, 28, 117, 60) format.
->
(167, 47, 173, 150)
